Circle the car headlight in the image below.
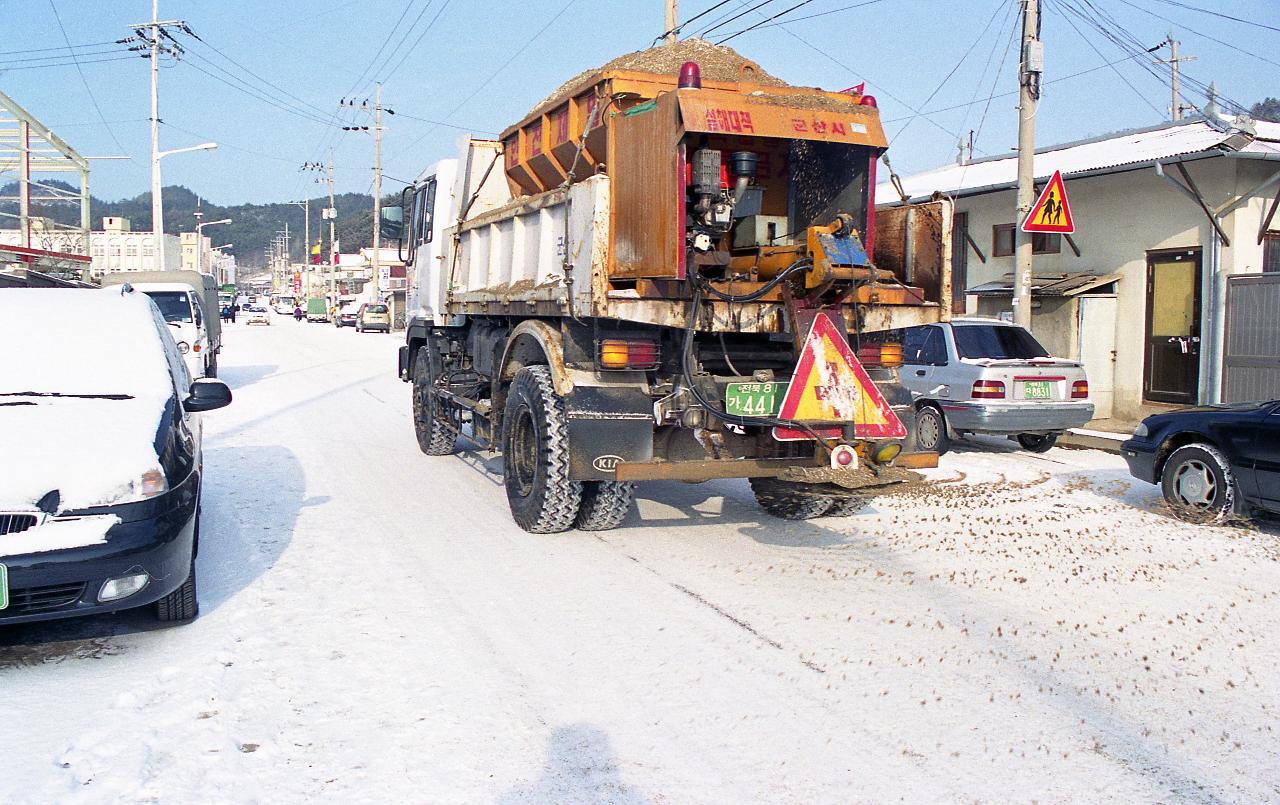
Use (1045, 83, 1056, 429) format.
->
(1133, 422, 1149, 438)
(97, 467, 169, 506)
(177, 341, 190, 354)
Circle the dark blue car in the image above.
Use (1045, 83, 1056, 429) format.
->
(0, 288, 231, 625)
(1121, 400, 1280, 522)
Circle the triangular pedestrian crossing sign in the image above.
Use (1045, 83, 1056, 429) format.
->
(1021, 170, 1075, 233)
(773, 313, 907, 441)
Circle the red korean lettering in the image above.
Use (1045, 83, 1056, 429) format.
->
(791, 118, 808, 132)
(739, 111, 754, 132)
(811, 119, 828, 134)
(830, 121, 847, 136)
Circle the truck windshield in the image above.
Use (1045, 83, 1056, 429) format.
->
(145, 291, 194, 323)
(953, 325, 1049, 360)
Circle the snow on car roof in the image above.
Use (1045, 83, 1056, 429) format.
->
(0, 287, 175, 399)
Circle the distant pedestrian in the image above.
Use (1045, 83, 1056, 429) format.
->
(230, 303, 239, 324)
(294, 305, 304, 322)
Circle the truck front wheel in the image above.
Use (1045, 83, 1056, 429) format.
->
(749, 478, 833, 520)
(412, 345, 459, 456)
(502, 365, 582, 533)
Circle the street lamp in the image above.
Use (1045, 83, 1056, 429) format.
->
(151, 141, 217, 271)
(194, 217, 230, 276)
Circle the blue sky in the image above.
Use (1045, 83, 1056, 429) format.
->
(4, 0, 1275, 205)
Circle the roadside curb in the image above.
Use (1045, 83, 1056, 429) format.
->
(1059, 431, 1123, 455)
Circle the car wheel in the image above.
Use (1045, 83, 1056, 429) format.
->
(1016, 433, 1058, 453)
(155, 557, 198, 622)
(1160, 443, 1240, 523)
(915, 405, 950, 456)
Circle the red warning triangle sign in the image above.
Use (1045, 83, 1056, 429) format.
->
(1021, 170, 1075, 233)
(773, 313, 907, 442)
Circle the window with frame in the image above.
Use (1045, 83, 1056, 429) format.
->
(1264, 232, 1280, 273)
(1033, 232, 1061, 254)
(92, 243, 105, 257)
(993, 224, 1015, 257)
(902, 326, 948, 366)
(109, 241, 121, 257)
(143, 240, 155, 257)
(126, 243, 138, 257)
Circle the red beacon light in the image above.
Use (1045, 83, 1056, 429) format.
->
(678, 61, 702, 89)
(859, 94, 878, 108)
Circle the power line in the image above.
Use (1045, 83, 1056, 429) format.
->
(1052, 0, 1165, 116)
(47, 0, 129, 156)
(369, 0, 437, 84)
(717, 0, 819, 45)
(654, 0, 734, 43)
(747, 0, 889, 29)
(1147, 0, 1280, 35)
(179, 26, 337, 119)
(969, 3, 1020, 158)
(697, 0, 783, 38)
(889, 0, 1011, 145)
(1114, 0, 1280, 68)
(177, 54, 334, 126)
(378, 0, 455, 84)
(344, 0, 420, 99)
(0, 47, 125, 65)
(0, 40, 118, 56)
(396, 0, 579, 158)
(0, 54, 137, 71)
(394, 110, 497, 134)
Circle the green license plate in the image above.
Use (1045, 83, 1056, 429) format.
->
(725, 381, 782, 417)
(0, 564, 7, 611)
(1022, 381, 1052, 400)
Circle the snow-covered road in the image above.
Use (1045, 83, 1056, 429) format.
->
(2, 316, 1277, 803)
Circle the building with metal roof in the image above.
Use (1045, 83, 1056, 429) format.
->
(875, 116, 1280, 424)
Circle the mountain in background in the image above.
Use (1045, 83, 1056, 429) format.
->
(0, 182, 392, 268)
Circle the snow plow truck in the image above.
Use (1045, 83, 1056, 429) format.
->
(394, 40, 953, 533)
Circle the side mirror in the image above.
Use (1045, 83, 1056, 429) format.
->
(184, 379, 232, 413)
(379, 205, 403, 242)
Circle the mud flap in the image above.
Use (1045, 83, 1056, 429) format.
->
(565, 386, 654, 481)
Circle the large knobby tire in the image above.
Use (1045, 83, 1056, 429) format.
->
(412, 345, 459, 456)
(1016, 433, 1058, 453)
(1160, 443, 1239, 523)
(826, 496, 869, 517)
(915, 405, 950, 456)
(576, 481, 636, 531)
(502, 365, 582, 533)
(155, 558, 198, 622)
(750, 478, 833, 520)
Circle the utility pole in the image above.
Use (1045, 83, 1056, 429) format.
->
(665, 0, 678, 42)
(1154, 33, 1196, 122)
(148, 0, 161, 269)
(371, 82, 383, 305)
(326, 148, 336, 308)
(1013, 0, 1041, 330)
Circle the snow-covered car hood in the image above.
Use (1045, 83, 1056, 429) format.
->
(0, 394, 168, 512)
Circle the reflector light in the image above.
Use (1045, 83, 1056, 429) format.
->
(873, 443, 902, 464)
(1072, 380, 1089, 399)
(971, 380, 1006, 399)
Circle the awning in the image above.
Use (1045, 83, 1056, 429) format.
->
(967, 272, 1121, 297)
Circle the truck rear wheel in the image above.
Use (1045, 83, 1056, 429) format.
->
(502, 365, 582, 533)
(575, 481, 636, 531)
(749, 478, 833, 520)
(413, 345, 459, 456)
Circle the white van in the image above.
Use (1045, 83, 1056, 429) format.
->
(129, 282, 214, 379)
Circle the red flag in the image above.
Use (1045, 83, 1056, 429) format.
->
(841, 82, 866, 95)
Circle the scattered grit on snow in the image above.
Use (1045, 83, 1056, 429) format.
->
(0, 289, 174, 510)
(0, 320, 1276, 803)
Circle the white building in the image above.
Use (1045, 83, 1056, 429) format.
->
(877, 116, 1280, 424)
(1, 217, 184, 279)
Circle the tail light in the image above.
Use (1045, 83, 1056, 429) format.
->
(971, 380, 1005, 399)
(598, 339, 659, 370)
(878, 342, 903, 368)
(1072, 380, 1089, 399)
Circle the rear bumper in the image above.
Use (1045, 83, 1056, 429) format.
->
(0, 486, 197, 625)
(938, 400, 1095, 434)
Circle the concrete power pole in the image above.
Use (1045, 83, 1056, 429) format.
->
(371, 83, 384, 306)
(1013, 0, 1042, 330)
(1155, 33, 1196, 122)
(327, 148, 336, 308)
(665, 0, 678, 42)
(148, 0, 163, 270)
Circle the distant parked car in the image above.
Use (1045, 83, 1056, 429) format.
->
(334, 306, 358, 328)
(244, 305, 271, 326)
(1121, 401, 1280, 522)
(355, 303, 390, 333)
(0, 287, 232, 625)
(890, 319, 1093, 454)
